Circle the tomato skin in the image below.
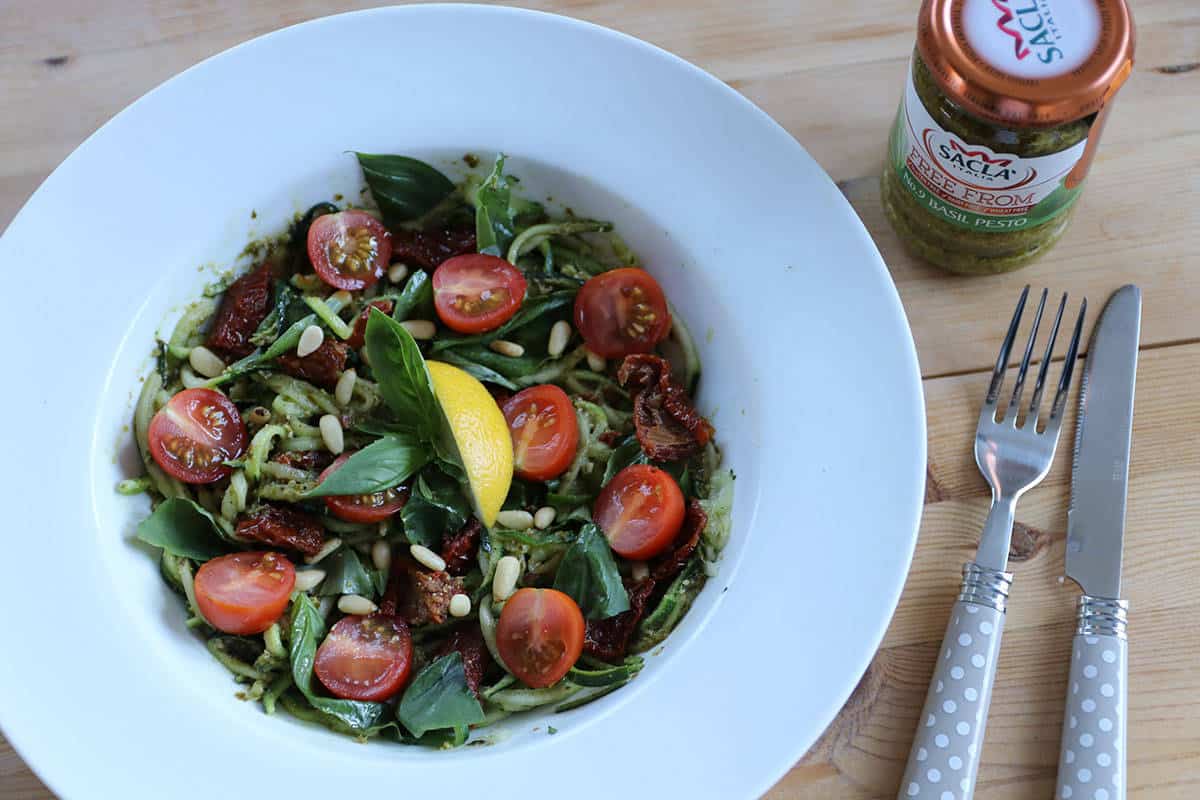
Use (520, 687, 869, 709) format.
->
(147, 388, 248, 484)
(573, 268, 672, 358)
(432, 254, 527, 334)
(318, 453, 410, 523)
(315, 614, 413, 702)
(307, 210, 392, 291)
(593, 464, 685, 560)
(194, 551, 295, 635)
(496, 589, 585, 688)
(502, 385, 579, 481)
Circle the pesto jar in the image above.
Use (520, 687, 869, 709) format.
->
(882, 0, 1134, 274)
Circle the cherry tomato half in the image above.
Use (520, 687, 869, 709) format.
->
(573, 268, 672, 359)
(147, 388, 248, 484)
(593, 464, 684, 560)
(315, 614, 413, 702)
(496, 588, 585, 688)
(307, 210, 392, 291)
(194, 551, 295, 635)
(432, 254, 527, 334)
(502, 385, 579, 482)
(317, 453, 410, 523)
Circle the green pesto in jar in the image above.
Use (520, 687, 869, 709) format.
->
(882, 53, 1094, 274)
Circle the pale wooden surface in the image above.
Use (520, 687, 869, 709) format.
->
(2, 1, 1197, 797)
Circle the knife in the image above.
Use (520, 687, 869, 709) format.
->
(1055, 284, 1141, 800)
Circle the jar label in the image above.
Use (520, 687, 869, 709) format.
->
(891, 67, 1087, 231)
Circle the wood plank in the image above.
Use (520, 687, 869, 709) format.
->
(767, 343, 1200, 798)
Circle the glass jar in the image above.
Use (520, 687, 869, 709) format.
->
(882, 0, 1134, 274)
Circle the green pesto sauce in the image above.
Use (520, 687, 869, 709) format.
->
(883, 53, 1095, 274)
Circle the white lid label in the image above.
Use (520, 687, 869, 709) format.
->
(961, 0, 1102, 79)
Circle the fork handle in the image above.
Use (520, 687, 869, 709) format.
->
(1055, 596, 1128, 800)
(899, 563, 1012, 800)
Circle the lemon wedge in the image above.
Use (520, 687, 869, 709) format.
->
(426, 361, 513, 527)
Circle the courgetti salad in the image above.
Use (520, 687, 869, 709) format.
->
(125, 153, 733, 746)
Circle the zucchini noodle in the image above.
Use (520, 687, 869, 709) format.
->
(219, 469, 249, 522)
(167, 299, 217, 352)
(133, 372, 188, 499)
(244, 424, 286, 480)
(505, 221, 612, 264)
(259, 462, 313, 482)
(263, 375, 339, 417)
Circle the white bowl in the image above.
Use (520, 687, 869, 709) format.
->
(0, 5, 924, 798)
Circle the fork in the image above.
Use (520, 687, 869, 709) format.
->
(899, 286, 1086, 800)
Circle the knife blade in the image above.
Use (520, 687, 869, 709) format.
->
(1065, 284, 1141, 598)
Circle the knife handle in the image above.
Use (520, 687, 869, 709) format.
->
(899, 563, 1011, 800)
(1056, 596, 1128, 800)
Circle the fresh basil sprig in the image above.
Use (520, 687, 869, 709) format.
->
(553, 523, 631, 619)
(355, 153, 456, 227)
(304, 434, 430, 498)
(474, 155, 516, 258)
(135, 497, 231, 561)
(398, 652, 485, 738)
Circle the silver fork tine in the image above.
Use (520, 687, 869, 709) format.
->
(1007, 288, 1048, 424)
(985, 285, 1030, 408)
(1026, 292, 1068, 430)
(1048, 298, 1088, 423)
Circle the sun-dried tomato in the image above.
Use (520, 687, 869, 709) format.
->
(206, 263, 273, 359)
(617, 354, 713, 461)
(433, 626, 492, 695)
(346, 299, 394, 350)
(272, 450, 335, 472)
(583, 577, 657, 663)
(235, 504, 325, 557)
(441, 518, 482, 577)
(275, 338, 349, 389)
(379, 558, 464, 627)
(651, 499, 707, 583)
(391, 221, 477, 271)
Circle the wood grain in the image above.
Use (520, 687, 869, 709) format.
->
(2, 1, 1197, 798)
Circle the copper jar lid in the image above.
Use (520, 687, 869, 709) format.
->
(917, 0, 1135, 127)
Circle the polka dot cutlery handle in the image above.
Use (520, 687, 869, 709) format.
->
(1056, 597, 1128, 800)
(899, 564, 1011, 800)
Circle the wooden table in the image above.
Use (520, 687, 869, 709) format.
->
(2, 2, 1196, 797)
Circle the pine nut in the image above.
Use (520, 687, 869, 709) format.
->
(294, 569, 326, 593)
(631, 561, 650, 582)
(337, 594, 378, 616)
(586, 349, 607, 372)
(547, 320, 571, 358)
(496, 509, 534, 530)
(297, 324, 324, 357)
(334, 369, 357, 406)
(188, 345, 227, 378)
(388, 263, 409, 284)
(400, 320, 436, 340)
(180, 366, 208, 389)
(488, 339, 525, 358)
(319, 414, 344, 454)
(493, 555, 521, 602)
(410, 544, 446, 572)
(305, 537, 342, 565)
(533, 506, 557, 530)
(371, 540, 392, 572)
(449, 593, 471, 618)
(329, 290, 353, 309)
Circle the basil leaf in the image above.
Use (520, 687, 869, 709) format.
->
(136, 498, 229, 561)
(553, 523, 630, 619)
(364, 309, 440, 438)
(289, 594, 390, 732)
(305, 434, 431, 498)
(356, 154, 456, 227)
(474, 155, 515, 258)
(315, 549, 383, 598)
(433, 350, 519, 391)
(391, 269, 434, 322)
(398, 652, 485, 738)
(603, 435, 648, 485)
(400, 467, 471, 549)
